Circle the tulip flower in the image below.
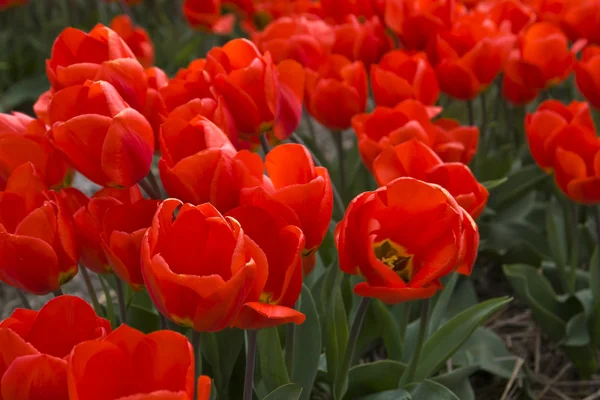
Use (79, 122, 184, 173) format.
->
(159, 115, 271, 213)
(553, 126, 600, 204)
(110, 14, 155, 68)
(68, 325, 196, 399)
(320, 0, 385, 23)
(370, 50, 439, 107)
(0, 0, 27, 11)
(430, 118, 479, 165)
(182, 0, 243, 34)
(240, 143, 333, 274)
(305, 54, 367, 131)
(503, 22, 586, 105)
(575, 46, 600, 109)
(477, 0, 536, 35)
(159, 59, 214, 112)
(227, 205, 306, 328)
(525, 100, 595, 171)
(0, 295, 111, 399)
(331, 15, 392, 68)
(352, 99, 442, 171)
(252, 15, 335, 70)
(335, 177, 479, 303)
(100, 199, 159, 289)
(0, 112, 70, 190)
(562, 0, 600, 44)
(0, 163, 78, 295)
(372, 139, 489, 218)
(47, 80, 154, 187)
(141, 199, 269, 332)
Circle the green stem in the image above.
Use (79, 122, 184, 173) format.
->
(191, 330, 202, 398)
(304, 112, 316, 143)
(146, 171, 163, 200)
(467, 100, 475, 127)
(284, 322, 295, 377)
(333, 297, 371, 399)
(52, 288, 64, 297)
(568, 204, 580, 294)
(243, 330, 258, 400)
(139, 178, 159, 200)
(17, 290, 31, 309)
(332, 131, 346, 203)
(260, 132, 271, 155)
(398, 302, 412, 358)
(400, 299, 431, 386)
(594, 206, 600, 248)
(159, 313, 168, 330)
(80, 266, 103, 316)
(115, 278, 127, 325)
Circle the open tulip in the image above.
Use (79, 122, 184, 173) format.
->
(0, 112, 69, 190)
(110, 15, 154, 68)
(48, 80, 154, 187)
(159, 59, 214, 112)
(305, 54, 367, 131)
(370, 50, 439, 107)
(430, 118, 479, 165)
(68, 325, 197, 400)
(240, 143, 333, 274)
(331, 15, 392, 68)
(159, 115, 270, 213)
(352, 99, 441, 171)
(575, 46, 600, 109)
(227, 205, 306, 329)
(141, 199, 269, 332)
(373, 139, 488, 219)
(0, 295, 111, 400)
(562, 0, 600, 44)
(0, 163, 78, 295)
(525, 100, 595, 171)
(335, 177, 479, 303)
(477, 0, 536, 35)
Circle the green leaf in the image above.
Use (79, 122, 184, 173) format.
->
(257, 327, 290, 392)
(413, 297, 512, 381)
(432, 366, 478, 400)
(372, 300, 403, 362)
(357, 389, 411, 400)
(344, 360, 406, 400)
(428, 273, 460, 336)
(322, 266, 348, 383)
(481, 177, 507, 191)
(98, 275, 116, 328)
(0, 75, 48, 112)
(590, 299, 600, 350)
(546, 199, 568, 286)
(126, 304, 159, 333)
(488, 164, 549, 210)
(407, 380, 460, 400)
(564, 313, 590, 346)
(292, 285, 321, 400)
(263, 383, 302, 400)
(201, 329, 244, 398)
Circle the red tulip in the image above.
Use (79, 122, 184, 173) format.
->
(47, 80, 154, 187)
(110, 14, 155, 68)
(305, 54, 367, 131)
(331, 15, 392, 68)
(562, 0, 600, 44)
(159, 115, 270, 213)
(476, 0, 536, 35)
(141, 200, 269, 332)
(227, 205, 306, 329)
(335, 177, 479, 303)
(0, 112, 70, 190)
(372, 139, 488, 218)
(320, 0, 384, 23)
(182, 0, 236, 34)
(68, 325, 195, 400)
(0, 295, 111, 400)
(430, 118, 479, 165)
(575, 45, 600, 109)
(0, 163, 78, 295)
(370, 50, 439, 107)
(0, 0, 28, 11)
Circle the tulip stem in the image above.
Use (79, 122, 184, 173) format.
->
(568, 204, 581, 294)
(284, 322, 295, 376)
(17, 290, 31, 309)
(333, 297, 371, 399)
(146, 172, 163, 200)
(332, 131, 346, 202)
(139, 179, 159, 200)
(52, 288, 64, 297)
(80, 266, 102, 316)
(400, 298, 431, 386)
(115, 278, 127, 325)
(243, 330, 258, 400)
(191, 329, 202, 398)
(466, 100, 475, 127)
(594, 206, 600, 249)
(159, 313, 168, 330)
(304, 112, 316, 142)
(260, 133, 271, 155)
(398, 302, 412, 358)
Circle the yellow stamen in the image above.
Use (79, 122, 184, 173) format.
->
(373, 239, 414, 282)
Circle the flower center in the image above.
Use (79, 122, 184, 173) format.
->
(259, 292, 274, 304)
(373, 239, 414, 282)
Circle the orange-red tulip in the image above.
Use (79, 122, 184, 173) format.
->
(68, 325, 196, 400)
(575, 46, 600, 109)
(372, 139, 488, 218)
(370, 50, 439, 107)
(503, 22, 585, 105)
(305, 54, 367, 131)
(553, 126, 600, 204)
(352, 99, 441, 170)
(430, 118, 479, 165)
(331, 15, 392, 68)
(110, 14, 155, 68)
(525, 100, 595, 171)
(227, 205, 306, 328)
(476, 0, 536, 35)
(0, 163, 78, 295)
(48, 80, 154, 187)
(0, 112, 69, 190)
(159, 59, 214, 112)
(0, 295, 111, 400)
(252, 15, 335, 70)
(240, 143, 333, 273)
(100, 199, 159, 289)
(159, 115, 270, 213)
(561, 0, 600, 44)
(320, 0, 385, 23)
(141, 199, 269, 332)
(430, 14, 515, 100)
(335, 177, 479, 303)
(182, 0, 235, 33)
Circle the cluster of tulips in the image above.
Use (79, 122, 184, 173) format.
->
(1, 0, 600, 398)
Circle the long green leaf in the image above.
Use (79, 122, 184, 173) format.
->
(344, 360, 406, 400)
(428, 273, 459, 336)
(99, 275, 116, 328)
(263, 383, 302, 400)
(257, 327, 290, 392)
(413, 297, 512, 381)
(358, 389, 411, 400)
(372, 300, 403, 362)
(408, 380, 460, 400)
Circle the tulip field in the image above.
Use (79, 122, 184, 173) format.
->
(1, 0, 600, 399)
